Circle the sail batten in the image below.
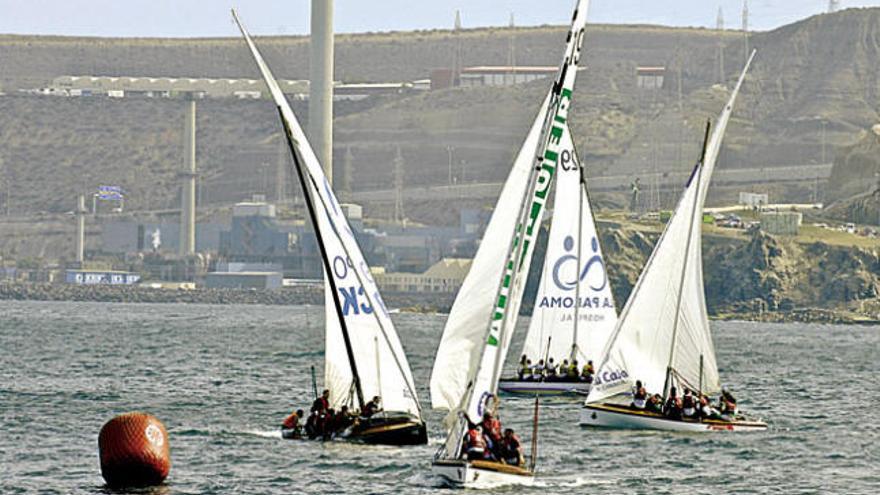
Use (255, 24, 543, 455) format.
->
(233, 10, 421, 418)
(586, 52, 756, 406)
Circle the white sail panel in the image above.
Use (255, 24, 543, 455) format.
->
(429, 92, 552, 412)
(585, 171, 712, 404)
(233, 11, 421, 417)
(586, 54, 754, 405)
(521, 125, 617, 367)
(315, 190, 419, 415)
(433, 0, 593, 460)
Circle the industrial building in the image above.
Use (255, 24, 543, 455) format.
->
(761, 211, 803, 236)
(101, 221, 224, 254)
(636, 66, 666, 90)
(430, 66, 561, 90)
(376, 258, 471, 294)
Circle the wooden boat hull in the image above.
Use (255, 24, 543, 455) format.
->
(431, 459, 534, 489)
(498, 379, 591, 396)
(345, 413, 428, 446)
(579, 403, 768, 432)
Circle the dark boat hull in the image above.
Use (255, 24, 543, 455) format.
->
(346, 413, 428, 446)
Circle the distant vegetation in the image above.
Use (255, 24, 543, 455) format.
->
(1, 9, 880, 221)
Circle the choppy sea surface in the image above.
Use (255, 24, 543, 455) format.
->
(1, 300, 878, 494)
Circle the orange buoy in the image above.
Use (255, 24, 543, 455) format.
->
(98, 412, 170, 487)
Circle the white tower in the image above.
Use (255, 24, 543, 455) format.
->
(309, 0, 334, 183)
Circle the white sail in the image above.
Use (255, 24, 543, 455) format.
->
(430, 0, 592, 458)
(586, 52, 755, 406)
(429, 91, 551, 412)
(233, 11, 421, 417)
(521, 124, 617, 367)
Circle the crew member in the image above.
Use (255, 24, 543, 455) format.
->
(331, 405, 354, 434)
(312, 389, 330, 414)
(545, 358, 558, 381)
(500, 428, 524, 466)
(281, 409, 304, 439)
(567, 360, 579, 381)
(307, 389, 331, 439)
(647, 393, 663, 414)
(581, 361, 595, 383)
(720, 390, 737, 419)
(517, 355, 529, 380)
(664, 387, 682, 420)
(631, 380, 648, 409)
(532, 359, 546, 381)
(362, 396, 382, 418)
(464, 425, 487, 461)
(481, 412, 503, 459)
(681, 389, 697, 418)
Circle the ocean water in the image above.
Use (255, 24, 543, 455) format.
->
(1, 300, 877, 494)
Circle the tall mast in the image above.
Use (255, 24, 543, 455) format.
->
(570, 149, 584, 363)
(279, 111, 365, 410)
(663, 120, 711, 399)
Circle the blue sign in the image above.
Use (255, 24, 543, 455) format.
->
(97, 185, 124, 201)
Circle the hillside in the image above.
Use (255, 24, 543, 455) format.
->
(1, 9, 880, 221)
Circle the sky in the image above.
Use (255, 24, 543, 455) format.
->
(1, 1, 880, 38)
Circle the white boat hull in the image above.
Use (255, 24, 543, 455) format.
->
(498, 379, 591, 396)
(432, 459, 534, 489)
(579, 404, 768, 432)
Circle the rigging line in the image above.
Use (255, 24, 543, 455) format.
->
(277, 108, 365, 410)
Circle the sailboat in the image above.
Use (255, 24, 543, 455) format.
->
(579, 52, 767, 432)
(429, 0, 591, 487)
(233, 10, 427, 446)
(497, 122, 618, 396)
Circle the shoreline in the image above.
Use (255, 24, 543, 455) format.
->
(2, 282, 876, 324)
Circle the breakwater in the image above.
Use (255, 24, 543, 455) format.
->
(0, 282, 454, 313)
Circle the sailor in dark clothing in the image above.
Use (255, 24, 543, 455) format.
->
(719, 390, 738, 419)
(664, 387, 683, 420)
(306, 389, 331, 439)
(331, 405, 354, 435)
(312, 389, 330, 413)
(500, 428, 525, 466)
(647, 394, 663, 414)
(361, 396, 382, 418)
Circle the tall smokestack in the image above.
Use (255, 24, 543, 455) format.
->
(75, 194, 85, 263)
(309, 0, 334, 183)
(180, 100, 197, 257)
